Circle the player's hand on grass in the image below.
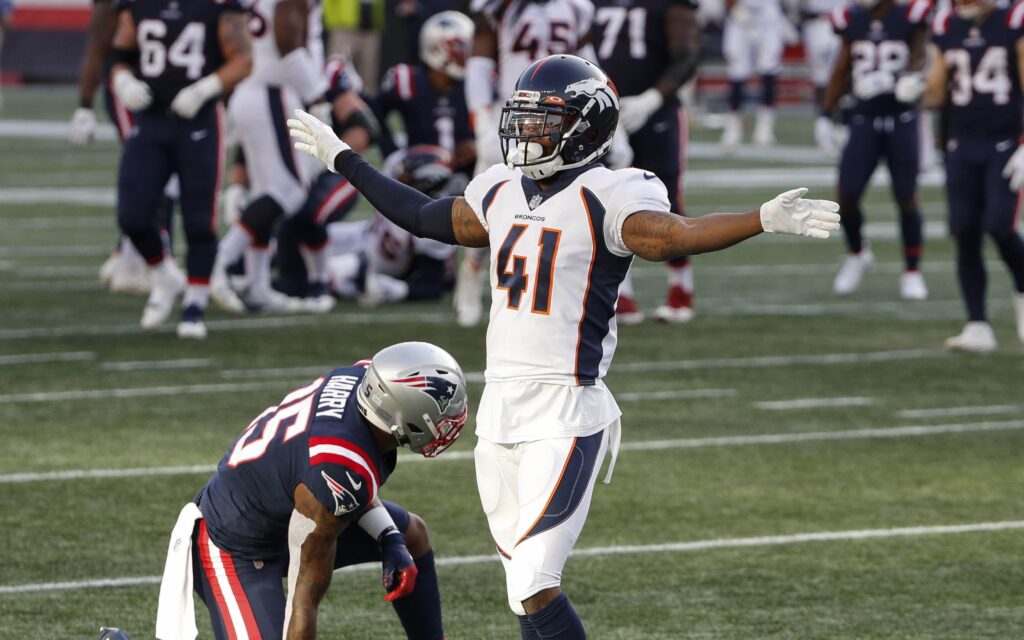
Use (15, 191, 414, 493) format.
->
(379, 529, 418, 601)
(760, 188, 841, 239)
(289, 109, 351, 172)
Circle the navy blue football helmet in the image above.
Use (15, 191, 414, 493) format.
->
(99, 627, 133, 640)
(383, 145, 454, 198)
(499, 54, 620, 180)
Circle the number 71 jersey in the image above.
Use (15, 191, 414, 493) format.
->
(465, 163, 670, 386)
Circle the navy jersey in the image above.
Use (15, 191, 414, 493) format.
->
(592, 0, 698, 97)
(832, 0, 932, 115)
(116, 0, 245, 111)
(372, 64, 472, 158)
(197, 364, 397, 559)
(933, 3, 1024, 138)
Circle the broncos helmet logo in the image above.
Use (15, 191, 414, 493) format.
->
(565, 78, 617, 112)
(390, 374, 460, 414)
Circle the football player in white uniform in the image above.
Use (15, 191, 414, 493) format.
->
(211, 0, 329, 312)
(457, 0, 600, 328)
(721, 0, 791, 148)
(801, 0, 845, 154)
(290, 54, 840, 638)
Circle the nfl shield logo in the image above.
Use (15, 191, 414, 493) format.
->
(529, 194, 543, 209)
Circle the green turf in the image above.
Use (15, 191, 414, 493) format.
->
(1, 87, 1022, 639)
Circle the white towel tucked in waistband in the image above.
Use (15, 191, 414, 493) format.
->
(155, 502, 202, 640)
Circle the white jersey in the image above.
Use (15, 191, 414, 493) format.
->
(803, 0, 843, 15)
(732, 0, 783, 18)
(247, 0, 324, 87)
(471, 0, 595, 104)
(465, 162, 670, 441)
(369, 215, 455, 278)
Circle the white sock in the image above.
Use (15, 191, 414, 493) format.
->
(667, 264, 694, 291)
(245, 247, 272, 292)
(300, 245, 328, 286)
(218, 224, 252, 268)
(327, 254, 361, 298)
(120, 237, 145, 267)
(183, 284, 209, 309)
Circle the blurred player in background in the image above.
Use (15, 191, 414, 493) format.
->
(110, 0, 252, 338)
(325, 145, 457, 305)
(824, 0, 931, 300)
(721, 0, 789, 149)
(210, 0, 330, 315)
(801, 0, 846, 155)
(594, 0, 701, 324)
(926, 0, 1024, 351)
(0, 0, 10, 108)
(290, 53, 841, 639)
(457, 0, 599, 327)
(373, 10, 476, 177)
(69, 0, 179, 295)
(154, 343, 467, 640)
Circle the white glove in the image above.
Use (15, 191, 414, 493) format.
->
(814, 116, 839, 157)
(618, 88, 663, 135)
(171, 74, 223, 119)
(222, 183, 248, 226)
(607, 125, 634, 170)
(760, 187, 841, 239)
(112, 69, 153, 112)
(853, 70, 895, 101)
(1002, 145, 1024, 191)
(894, 72, 926, 104)
(288, 109, 351, 171)
(69, 107, 97, 146)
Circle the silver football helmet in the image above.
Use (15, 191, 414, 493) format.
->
(419, 11, 474, 80)
(356, 342, 469, 457)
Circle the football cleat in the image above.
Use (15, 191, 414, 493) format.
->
(899, 270, 928, 301)
(833, 248, 874, 295)
(140, 261, 186, 329)
(109, 259, 151, 294)
(653, 285, 695, 324)
(210, 266, 246, 314)
(615, 294, 645, 325)
(1013, 292, 1024, 344)
(304, 281, 337, 314)
(176, 304, 207, 340)
(243, 285, 304, 313)
(98, 253, 120, 285)
(944, 321, 997, 353)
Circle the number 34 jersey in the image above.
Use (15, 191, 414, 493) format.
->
(116, 0, 246, 111)
(932, 2, 1024, 138)
(197, 364, 396, 559)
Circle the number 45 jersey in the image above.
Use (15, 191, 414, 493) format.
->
(116, 0, 246, 111)
(197, 364, 396, 559)
(932, 2, 1024, 138)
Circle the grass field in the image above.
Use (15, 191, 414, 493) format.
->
(1, 87, 1022, 639)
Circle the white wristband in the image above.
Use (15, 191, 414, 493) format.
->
(358, 504, 399, 541)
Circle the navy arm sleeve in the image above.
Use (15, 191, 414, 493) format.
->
(334, 151, 459, 244)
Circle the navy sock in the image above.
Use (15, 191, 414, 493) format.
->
(526, 593, 585, 640)
(728, 80, 744, 112)
(761, 74, 778, 107)
(839, 200, 865, 254)
(990, 229, 1024, 293)
(955, 230, 987, 321)
(518, 614, 542, 640)
(898, 202, 924, 271)
(391, 550, 444, 640)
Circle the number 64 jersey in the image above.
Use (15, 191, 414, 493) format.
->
(465, 162, 670, 443)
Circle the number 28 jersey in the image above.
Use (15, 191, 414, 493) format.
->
(117, 0, 246, 111)
(932, 3, 1024, 138)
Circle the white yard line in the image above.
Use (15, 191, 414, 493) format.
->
(0, 119, 118, 141)
(0, 381, 288, 403)
(97, 358, 215, 372)
(0, 245, 110, 257)
(756, 397, 875, 411)
(0, 351, 95, 365)
(0, 188, 116, 206)
(2, 519, 1021, 595)
(614, 349, 948, 372)
(4, 419, 1021, 484)
(898, 405, 1023, 419)
(618, 389, 737, 401)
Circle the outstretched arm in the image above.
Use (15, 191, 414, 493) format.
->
(289, 109, 490, 248)
(622, 189, 840, 262)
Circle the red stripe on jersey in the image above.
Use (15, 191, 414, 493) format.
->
(573, 187, 599, 387)
(830, 5, 849, 31)
(352, 359, 372, 366)
(1009, 2, 1024, 29)
(314, 179, 357, 224)
(906, 0, 931, 24)
(932, 7, 952, 36)
(397, 64, 415, 100)
(310, 454, 378, 502)
(308, 437, 380, 484)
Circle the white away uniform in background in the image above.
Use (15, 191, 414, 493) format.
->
(723, 0, 788, 80)
(464, 161, 670, 612)
(802, 0, 844, 86)
(228, 0, 327, 213)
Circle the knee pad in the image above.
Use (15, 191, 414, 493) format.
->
(505, 539, 561, 607)
(240, 195, 285, 246)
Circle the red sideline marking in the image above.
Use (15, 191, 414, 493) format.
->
(9, 8, 92, 30)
